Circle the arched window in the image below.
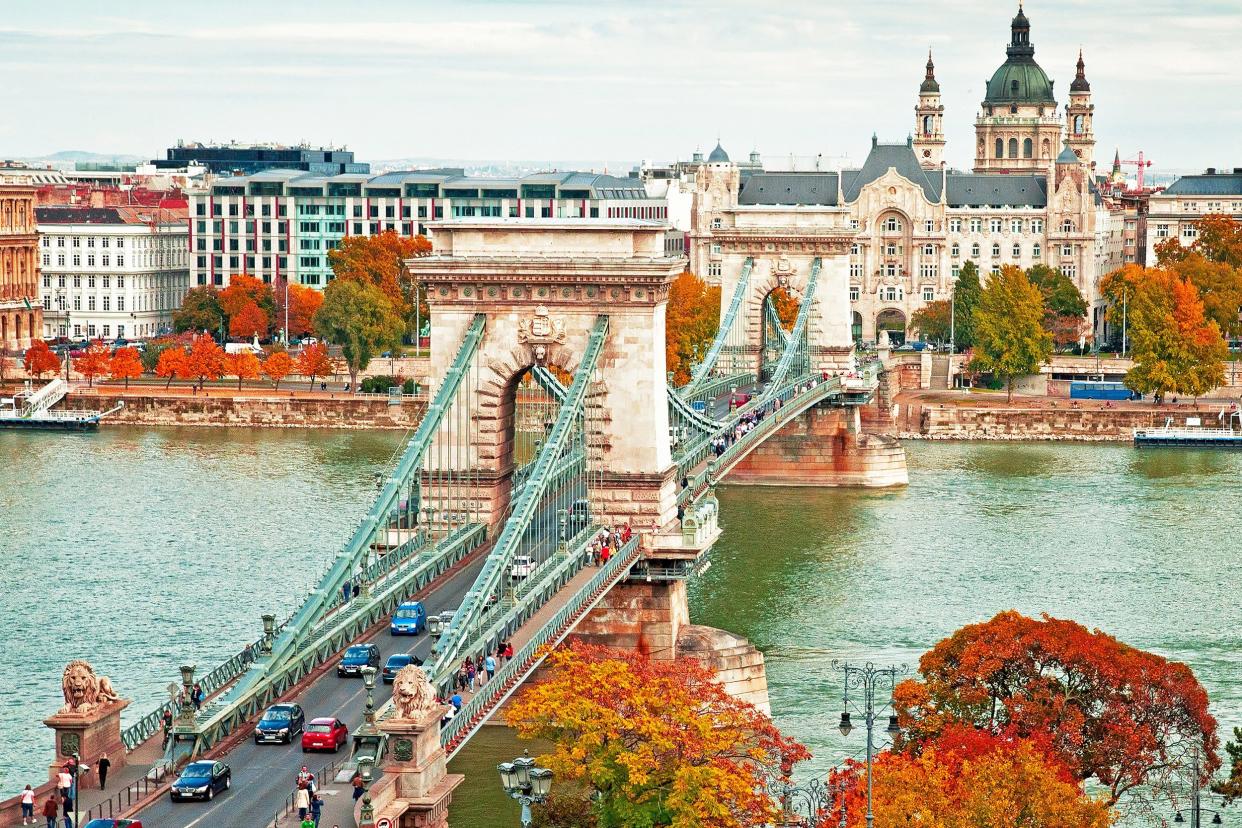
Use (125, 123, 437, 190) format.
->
(1012, 243, 1021, 258)
(923, 115, 933, 135)
(1041, 139, 1051, 158)
(1023, 138, 1033, 158)
(951, 243, 960, 257)
(1008, 138, 1019, 158)
(883, 217, 902, 233)
(995, 138, 1004, 159)
(992, 243, 1001, 258)
(1033, 243, 1042, 258)
(1061, 219, 1075, 233)
(1073, 115, 1084, 135)
(971, 243, 981, 258)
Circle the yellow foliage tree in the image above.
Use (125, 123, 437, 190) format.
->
(665, 271, 721, 385)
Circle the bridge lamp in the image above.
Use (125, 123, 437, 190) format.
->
(499, 751, 553, 827)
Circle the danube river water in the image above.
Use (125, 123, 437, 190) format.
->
(3, 429, 1241, 821)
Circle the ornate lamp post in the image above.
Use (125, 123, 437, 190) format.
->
(356, 753, 376, 827)
(353, 666, 382, 760)
(177, 664, 197, 725)
(833, 661, 905, 828)
(498, 751, 553, 827)
(1173, 744, 1226, 827)
(261, 613, 275, 655)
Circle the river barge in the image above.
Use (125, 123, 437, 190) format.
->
(1134, 411, 1242, 448)
(0, 379, 122, 431)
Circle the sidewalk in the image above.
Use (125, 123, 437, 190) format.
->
(73, 736, 170, 823)
(275, 779, 356, 828)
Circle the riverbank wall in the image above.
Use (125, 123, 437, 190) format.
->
(900, 398, 1224, 441)
(60, 392, 427, 430)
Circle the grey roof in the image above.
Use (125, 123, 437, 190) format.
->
(206, 169, 646, 198)
(1056, 144, 1080, 164)
(738, 173, 840, 206)
(1163, 173, 1242, 196)
(707, 142, 730, 163)
(841, 140, 943, 202)
(944, 174, 1047, 207)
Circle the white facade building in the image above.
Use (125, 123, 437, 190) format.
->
(1145, 169, 1242, 265)
(36, 206, 190, 341)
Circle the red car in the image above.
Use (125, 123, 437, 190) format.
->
(301, 717, 348, 753)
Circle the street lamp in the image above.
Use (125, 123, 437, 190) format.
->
(774, 764, 848, 828)
(261, 613, 275, 654)
(68, 752, 90, 828)
(833, 661, 906, 828)
(1173, 744, 1227, 827)
(357, 753, 376, 827)
(498, 750, 553, 827)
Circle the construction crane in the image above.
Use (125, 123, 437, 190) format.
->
(1120, 151, 1153, 190)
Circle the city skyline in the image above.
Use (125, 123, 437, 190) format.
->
(1, 0, 1239, 171)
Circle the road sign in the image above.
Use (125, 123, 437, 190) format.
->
(377, 819, 392, 828)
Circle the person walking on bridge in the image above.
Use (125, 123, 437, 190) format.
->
(41, 794, 58, 828)
(295, 783, 311, 821)
(96, 752, 110, 789)
(310, 791, 323, 826)
(19, 784, 34, 824)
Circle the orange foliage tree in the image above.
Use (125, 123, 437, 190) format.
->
(223, 350, 261, 390)
(767, 286, 799, 331)
(75, 342, 111, 387)
(262, 351, 295, 391)
(155, 347, 186, 389)
(286, 284, 324, 337)
(506, 643, 809, 828)
(183, 333, 226, 390)
(327, 230, 429, 333)
(893, 611, 1219, 808)
(228, 301, 269, 340)
(829, 725, 1111, 827)
(665, 271, 721, 385)
(219, 274, 275, 323)
(108, 346, 143, 388)
(295, 342, 335, 390)
(23, 340, 61, 379)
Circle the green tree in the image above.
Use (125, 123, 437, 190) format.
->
(970, 265, 1052, 401)
(950, 261, 982, 349)
(313, 279, 404, 388)
(1216, 727, 1242, 803)
(1125, 271, 1227, 402)
(1027, 264, 1089, 350)
(911, 299, 952, 344)
(173, 286, 224, 337)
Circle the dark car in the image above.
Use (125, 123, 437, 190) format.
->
(337, 643, 380, 677)
(254, 702, 305, 744)
(382, 652, 424, 683)
(169, 760, 231, 801)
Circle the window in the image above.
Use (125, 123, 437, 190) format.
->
(849, 219, 859, 230)
(1008, 138, 1018, 158)
(969, 218, 982, 233)
(991, 264, 1001, 275)
(949, 218, 962, 233)
(42, 296, 50, 310)
(1011, 219, 1023, 234)
(1023, 138, 1033, 158)
(101, 237, 110, 248)
(1032, 219, 1044, 234)
(990, 219, 1003, 233)
(102, 254, 110, 267)
(951, 264, 961, 278)
(86, 237, 95, 248)
(102, 296, 110, 311)
(995, 138, 1004, 159)
(117, 296, 124, 311)
(849, 286, 860, 301)
(72, 254, 80, 267)
(991, 243, 1001, 257)
(87, 296, 96, 311)
(102, 325, 110, 338)
(922, 286, 935, 301)
(924, 220, 935, 233)
(1062, 244, 1074, 257)
(56, 236, 65, 247)
(73, 296, 81, 311)
(885, 243, 899, 257)
(710, 243, 722, 255)
(850, 243, 860, 255)
(971, 243, 980, 258)
(102, 276, 109, 288)
(1182, 224, 1198, 239)
(850, 263, 863, 279)
(882, 286, 902, 302)
(1012, 243, 1021, 258)
(920, 264, 938, 280)
(42, 254, 49, 266)
(706, 262, 722, 278)
(1155, 224, 1170, 238)
(87, 275, 95, 288)
(1032, 243, 1042, 259)
(711, 218, 722, 229)
(1063, 264, 1077, 280)
(950, 243, 960, 257)
(116, 255, 124, 266)
(922, 244, 935, 256)
(1061, 219, 1075, 233)
(883, 217, 902, 233)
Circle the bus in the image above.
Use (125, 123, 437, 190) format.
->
(1069, 381, 1141, 401)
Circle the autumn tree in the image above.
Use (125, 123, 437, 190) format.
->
(223, 350, 261, 390)
(173, 286, 224, 336)
(767, 286, 799, 331)
(950, 261, 982, 349)
(295, 342, 335, 390)
(219, 274, 276, 324)
(183, 333, 226, 390)
(312, 279, 404, 388)
(262, 350, 295, 391)
(286, 283, 324, 337)
(155, 347, 186, 389)
(75, 342, 111, 387)
(23, 340, 61, 379)
(228, 301, 269, 340)
(1167, 252, 1242, 338)
(1124, 270, 1226, 401)
(665, 270, 721, 385)
(506, 643, 809, 828)
(1157, 213, 1242, 269)
(327, 230, 429, 337)
(108, 346, 143, 388)
(893, 610, 1220, 809)
(1027, 264, 1089, 350)
(1216, 727, 1242, 802)
(969, 266, 1052, 400)
(910, 299, 952, 344)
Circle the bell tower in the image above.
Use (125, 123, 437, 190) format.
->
(1065, 50, 1095, 169)
(912, 50, 945, 169)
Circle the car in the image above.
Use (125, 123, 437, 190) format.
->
(169, 760, 231, 802)
(301, 717, 349, 752)
(389, 601, 427, 635)
(510, 555, 536, 580)
(426, 610, 457, 638)
(302, 336, 319, 346)
(729, 391, 752, 408)
(567, 498, 591, 535)
(84, 820, 144, 828)
(254, 702, 305, 744)
(382, 652, 425, 682)
(337, 643, 380, 677)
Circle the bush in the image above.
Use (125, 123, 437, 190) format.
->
(402, 378, 416, 395)
(360, 375, 402, 394)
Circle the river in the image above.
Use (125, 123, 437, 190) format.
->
(2, 430, 1240, 823)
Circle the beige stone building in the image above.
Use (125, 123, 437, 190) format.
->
(690, 5, 1119, 345)
(0, 183, 41, 351)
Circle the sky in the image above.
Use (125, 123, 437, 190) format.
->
(1, 0, 1239, 172)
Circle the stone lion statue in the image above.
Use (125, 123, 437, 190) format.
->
(59, 660, 121, 715)
(391, 664, 438, 721)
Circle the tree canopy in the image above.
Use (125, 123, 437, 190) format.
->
(262, 350, 295, 391)
(312, 279, 404, 387)
(287, 284, 324, 337)
(23, 340, 60, 379)
(327, 230, 431, 336)
(969, 266, 1052, 400)
(173, 286, 224, 336)
(950, 261, 982, 349)
(665, 270, 721, 385)
(911, 299, 952, 344)
(295, 342, 335, 389)
(108, 346, 143, 388)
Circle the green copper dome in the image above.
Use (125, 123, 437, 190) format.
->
(984, 5, 1056, 106)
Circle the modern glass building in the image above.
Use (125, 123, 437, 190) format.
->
(152, 142, 369, 176)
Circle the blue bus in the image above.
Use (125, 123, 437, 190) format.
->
(1069, 381, 1141, 401)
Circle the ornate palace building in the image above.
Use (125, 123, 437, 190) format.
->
(0, 183, 41, 351)
(689, 5, 1120, 344)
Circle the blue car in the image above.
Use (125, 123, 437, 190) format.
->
(169, 760, 231, 801)
(337, 643, 380, 677)
(390, 601, 427, 635)
(254, 702, 304, 744)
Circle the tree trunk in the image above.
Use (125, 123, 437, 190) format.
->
(1007, 375, 1012, 403)
(274, 378, 281, 391)
(165, 374, 174, 389)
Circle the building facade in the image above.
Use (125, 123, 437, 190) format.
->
(691, 5, 1116, 345)
(152, 141, 369, 176)
(36, 206, 190, 341)
(188, 169, 666, 289)
(0, 184, 41, 351)
(1144, 169, 1242, 265)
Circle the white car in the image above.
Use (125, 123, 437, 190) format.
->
(510, 556, 535, 580)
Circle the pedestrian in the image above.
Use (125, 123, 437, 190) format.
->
(342, 581, 352, 603)
(485, 653, 496, 681)
(97, 751, 111, 789)
(301, 818, 316, 828)
(20, 784, 34, 824)
(297, 765, 315, 793)
(466, 659, 476, 688)
(55, 768, 71, 803)
(42, 795, 58, 828)
(351, 581, 360, 600)
(311, 792, 324, 826)
(450, 691, 462, 712)
(474, 654, 485, 687)
(161, 707, 174, 748)
(503, 641, 513, 662)
(192, 682, 204, 710)
(295, 784, 311, 820)
(351, 770, 365, 803)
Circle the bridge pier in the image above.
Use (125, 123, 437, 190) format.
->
(726, 402, 908, 487)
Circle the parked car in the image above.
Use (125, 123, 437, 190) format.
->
(510, 555, 536, 580)
(302, 337, 319, 346)
(301, 717, 349, 753)
(169, 760, 231, 801)
(426, 610, 457, 638)
(254, 702, 305, 744)
(390, 601, 427, 635)
(84, 821, 144, 828)
(382, 652, 424, 683)
(337, 643, 380, 677)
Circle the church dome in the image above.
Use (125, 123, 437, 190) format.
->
(707, 141, 730, 163)
(984, 4, 1056, 106)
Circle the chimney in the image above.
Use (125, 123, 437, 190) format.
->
(1205, 168, 1216, 175)
(90, 190, 105, 208)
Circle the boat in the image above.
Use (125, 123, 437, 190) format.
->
(0, 378, 123, 431)
(1134, 407, 1242, 448)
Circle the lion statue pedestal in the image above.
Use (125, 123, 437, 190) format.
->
(43, 660, 129, 788)
(369, 665, 463, 828)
